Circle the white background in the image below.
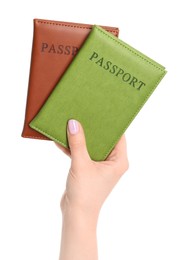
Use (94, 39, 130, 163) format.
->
(0, 0, 188, 259)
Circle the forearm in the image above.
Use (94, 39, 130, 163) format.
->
(59, 205, 99, 260)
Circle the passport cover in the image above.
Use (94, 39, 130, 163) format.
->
(30, 25, 166, 161)
(21, 19, 119, 140)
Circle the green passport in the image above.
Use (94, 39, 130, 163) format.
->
(30, 25, 166, 161)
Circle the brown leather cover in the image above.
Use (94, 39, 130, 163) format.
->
(22, 18, 119, 140)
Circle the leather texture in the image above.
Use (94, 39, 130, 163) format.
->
(30, 25, 166, 161)
(22, 19, 119, 140)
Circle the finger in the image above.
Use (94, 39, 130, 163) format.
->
(67, 119, 90, 162)
(107, 134, 127, 161)
(113, 135, 127, 154)
(55, 142, 71, 158)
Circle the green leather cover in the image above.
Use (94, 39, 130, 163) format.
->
(30, 25, 166, 161)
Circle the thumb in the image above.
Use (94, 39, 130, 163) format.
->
(67, 119, 90, 162)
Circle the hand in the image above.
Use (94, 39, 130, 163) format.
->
(57, 119, 129, 260)
(56, 119, 129, 218)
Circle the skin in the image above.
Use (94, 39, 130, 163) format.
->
(56, 120, 129, 260)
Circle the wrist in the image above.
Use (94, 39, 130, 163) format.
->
(59, 195, 99, 260)
(61, 195, 99, 227)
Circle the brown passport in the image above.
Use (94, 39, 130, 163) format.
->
(22, 18, 119, 140)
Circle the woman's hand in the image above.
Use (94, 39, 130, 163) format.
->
(57, 119, 129, 260)
(57, 119, 129, 218)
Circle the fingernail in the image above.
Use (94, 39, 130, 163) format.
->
(68, 119, 79, 135)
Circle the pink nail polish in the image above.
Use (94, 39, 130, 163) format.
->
(68, 119, 79, 134)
